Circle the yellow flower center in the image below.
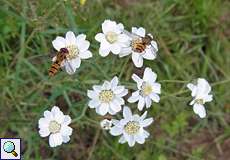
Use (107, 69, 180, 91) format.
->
(99, 90, 114, 103)
(124, 121, 140, 135)
(106, 31, 118, 43)
(66, 45, 79, 60)
(141, 82, 153, 96)
(49, 121, 61, 134)
(195, 99, 204, 105)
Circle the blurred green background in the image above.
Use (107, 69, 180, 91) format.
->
(0, 0, 229, 159)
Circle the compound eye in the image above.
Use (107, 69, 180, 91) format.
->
(60, 48, 69, 54)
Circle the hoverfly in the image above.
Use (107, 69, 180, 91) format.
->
(123, 30, 157, 55)
(48, 48, 69, 76)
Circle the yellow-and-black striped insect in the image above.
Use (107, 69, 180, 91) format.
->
(124, 30, 157, 54)
(48, 48, 69, 76)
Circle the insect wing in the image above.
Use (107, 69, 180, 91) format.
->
(64, 59, 75, 74)
(123, 29, 140, 39)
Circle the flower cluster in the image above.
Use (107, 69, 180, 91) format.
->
(38, 19, 213, 148)
(95, 20, 158, 68)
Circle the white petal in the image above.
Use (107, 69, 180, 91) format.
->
(88, 99, 101, 108)
(145, 97, 152, 108)
(132, 52, 143, 68)
(92, 85, 102, 92)
(123, 106, 132, 119)
(95, 33, 105, 42)
(187, 83, 197, 97)
(98, 103, 109, 115)
(140, 111, 147, 121)
(142, 48, 156, 60)
(65, 31, 76, 45)
(187, 83, 195, 91)
(100, 119, 112, 130)
(62, 136, 70, 143)
(102, 81, 111, 90)
(102, 20, 117, 34)
(119, 47, 132, 57)
(152, 83, 161, 94)
(189, 99, 195, 105)
(113, 86, 125, 94)
(151, 41, 158, 51)
(137, 27, 146, 37)
(77, 40, 90, 52)
(111, 119, 120, 125)
(111, 44, 121, 55)
(60, 125, 73, 136)
(204, 94, 213, 103)
(132, 114, 140, 122)
(52, 37, 66, 51)
(128, 92, 140, 103)
(143, 130, 150, 138)
(62, 115, 71, 125)
(117, 23, 124, 31)
(193, 103, 206, 118)
(127, 135, 135, 147)
(119, 119, 129, 126)
(39, 127, 50, 137)
(111, 76, 119, 88)
(87, 90, 98, 99)
(38, 118, 49, 128)
(135, 134, 145, 144)
(51, 106, 60, 113)
(140, 118, 153, 127)
(149, 93, 160, 103)
(132, 27, 145, 37)
(109, 102, 121, 113)
(76, 34, 86, 43)
(117, 89, 128, 97)
(197, 78, 211, 94)
(108, 107, 117, 115)
(79, 50, 92, 59)
(118, 135, 126, 144)
(131, 74, 143, 88)
(110, 126, 123, 136)
(51, 107, 64, 123)
(138, 97, 145, 111)
(99, 47, 110, 57)
(49, 133, 63, 147)
(44, 111, 53, 120)
(143, 67, 157, 82)
(114, 97, 125, 105)
(131, 27, 138, 35)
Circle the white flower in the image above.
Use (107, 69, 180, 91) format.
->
(52, 31, 92, 75)
(187, 78, 213, 118)
(95, 20, 129, 57)
(38, 106, 73, 147)
(87, 76, 128, 116)
(110, 106, 153, 147)
(100, 119, 113, 130)
(128, 67, 161, 111)
(119, 27, 158, 68)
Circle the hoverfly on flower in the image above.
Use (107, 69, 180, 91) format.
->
(120, 27, 158, 68)
(50, 31, 92, 76)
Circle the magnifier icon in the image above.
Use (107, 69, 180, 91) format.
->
(3, 141, 18, 157)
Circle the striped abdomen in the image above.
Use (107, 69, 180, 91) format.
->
(49, 52, 66, 76)
(133, 43, 147, 53)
